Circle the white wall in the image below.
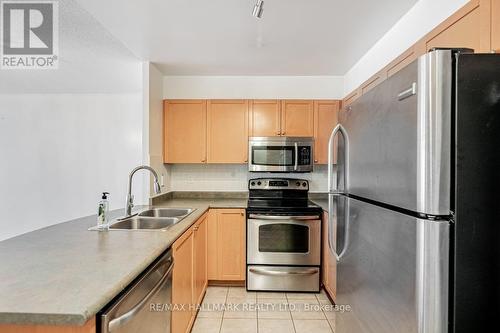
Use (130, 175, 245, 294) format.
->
(146, 63, 171, 195)
(0, 0, 146, 241)
(163, 76, 344, 99)
(169, 164, 329, 193)
(344, 0, 469, 94)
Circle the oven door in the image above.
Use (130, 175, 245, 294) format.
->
(248, 137, 313, 172)
(247, 214, 321, 266)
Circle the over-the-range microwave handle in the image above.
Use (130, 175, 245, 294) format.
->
(107, 258, 174, 332)
(294, 142, 299, 171)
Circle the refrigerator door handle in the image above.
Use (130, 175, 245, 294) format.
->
(327, 123, 350, 261)
(327, 123, 349, 192)
(328, 194, 350, 262)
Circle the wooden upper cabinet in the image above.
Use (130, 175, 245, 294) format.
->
(386, 46, 419, 78)
(426, 3, 481, 52)
(249, 100, 281, 136)
(313, 100, 339, 164)
(280, 100, 314, 137)
(342, 89, 360, 108)
(492, 0, 500, 52)
(193, 214, 208, 306)
(207, 100, 249, 163)
(164, 100, 207, 163)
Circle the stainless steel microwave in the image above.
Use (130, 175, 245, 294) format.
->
(248, 137, 314, 172)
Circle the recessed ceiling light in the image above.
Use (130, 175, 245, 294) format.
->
(252, 0, 264, 18)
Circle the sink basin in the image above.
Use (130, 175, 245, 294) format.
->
(138, 208, 194, 218)
(109, 216, 180, 230)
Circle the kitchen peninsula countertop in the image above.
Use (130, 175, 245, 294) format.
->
(0, 191, 328, 326)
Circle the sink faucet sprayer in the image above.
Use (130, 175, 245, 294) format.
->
(125, 165, 161, 217)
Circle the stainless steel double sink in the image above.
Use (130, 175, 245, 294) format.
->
(108, 208, 195, 231)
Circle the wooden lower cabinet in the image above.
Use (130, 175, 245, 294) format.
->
(322, 212, 336, 300)
(172, 213, 208, 333)
(207, 209, 246, 281)
(193, 214, 208, 306)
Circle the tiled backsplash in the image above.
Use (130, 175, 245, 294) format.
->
(168, 164, 328, 192)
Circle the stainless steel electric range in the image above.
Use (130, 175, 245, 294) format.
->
(246, 178, 322, 292)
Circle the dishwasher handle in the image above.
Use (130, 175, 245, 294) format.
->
(107, 258, 174, 332)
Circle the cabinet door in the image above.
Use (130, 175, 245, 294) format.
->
(249, 100, 281, 136)
(172, 230, 194, 333)
(207, 100, 249, 163)
(164, 100, 207, 163)
(280, 100, 314, 137)
(322, 211, 336, 301)
(216, 209, 246, 281)
(426, 6, 481, 52)
(207, 209, 218, 280)
(342, 90, 360, 109)
(493, 0, 500, 52)
(313, 100, 339, 164)
(193, 214, 208, 306)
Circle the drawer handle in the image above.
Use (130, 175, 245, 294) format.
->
(249, 267, 318, 276)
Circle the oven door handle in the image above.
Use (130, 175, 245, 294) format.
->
(249, 267, 318, 276)
(248, 214, 320, 220)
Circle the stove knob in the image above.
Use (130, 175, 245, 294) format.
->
(302, 182, 307, 187)
(257, 181, 262, 186)
(296, 181, 300, 186)
(250, 181, 256, 186)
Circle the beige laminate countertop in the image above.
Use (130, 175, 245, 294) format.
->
(0, 197, 247, 326)
(0, 193, 328, 327)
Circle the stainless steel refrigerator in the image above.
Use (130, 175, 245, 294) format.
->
(327, 49, 500, 333)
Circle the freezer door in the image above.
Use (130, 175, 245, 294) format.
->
(333, 196, 450, 333)
(338, 50, 452, 216)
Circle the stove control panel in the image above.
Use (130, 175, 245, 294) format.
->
(249, 178, 309, 190)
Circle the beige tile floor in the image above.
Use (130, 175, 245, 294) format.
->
(192, 286, 336, 333)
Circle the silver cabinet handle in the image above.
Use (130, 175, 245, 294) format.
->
(248, 214, 320, 220)
(108, 259, 174, 332)
(398, 82, 417, 101)
(294, 142, 298, 171)
(249, 267, 318, 276)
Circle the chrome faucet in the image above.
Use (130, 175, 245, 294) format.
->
(125, 165, 161, 217)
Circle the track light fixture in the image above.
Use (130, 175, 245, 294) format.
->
(252, 0, 264, 18)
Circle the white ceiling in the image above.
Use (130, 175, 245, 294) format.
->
(75, 0, 418, 76)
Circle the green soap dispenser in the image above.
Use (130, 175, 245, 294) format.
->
(97, 192, 110, 230)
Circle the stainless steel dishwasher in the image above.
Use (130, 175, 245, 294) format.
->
(99, 249, 173, 333)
